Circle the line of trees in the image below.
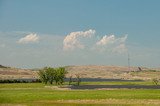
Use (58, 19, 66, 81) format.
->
(0, 79, 41, 83)
(38, 67, 67, 85)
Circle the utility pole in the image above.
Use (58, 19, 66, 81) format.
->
(128, 52, 130, 71)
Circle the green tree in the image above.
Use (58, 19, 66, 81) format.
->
(38, 67, 67, 85)
(69, 75, 72, 85)
(54, 67, 67, 85)
(38, 68, 48, 84)
(45, 67, 55, 84)
(152, 78, 159, 85)
(76, 74, 81, 86)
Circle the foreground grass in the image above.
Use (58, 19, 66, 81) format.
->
(0, 83, 160, 106)
(0, 81, 155, 88)
(0, 83, 44, 88)
(80, 81, 155, 85)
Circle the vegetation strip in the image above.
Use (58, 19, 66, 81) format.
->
(36, 99, 160, 105)
(1, 81, 160, 105)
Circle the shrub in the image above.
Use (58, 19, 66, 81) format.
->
(38, 69, 48, 84)
(152, 78, 159, 85)
(54, 67, 67, 85)
(38, 67, 67, 85)
(0, 79, 41, 83)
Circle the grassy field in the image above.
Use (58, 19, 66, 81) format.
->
(80, 81, 155, 85)
(0, 82, 160, 106)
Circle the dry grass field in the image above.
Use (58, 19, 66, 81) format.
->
(0, 65, 160, 80)
(0, 67, 37, 79)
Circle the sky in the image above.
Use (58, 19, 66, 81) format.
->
(0, 0, 160, 69)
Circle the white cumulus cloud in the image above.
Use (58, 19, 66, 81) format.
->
(63, 29, 95, 51)
(95, 35, 128, 53)
(96, 35, 115, 46)
(96, 35, 127, 46)
(18, 33, 39, 44)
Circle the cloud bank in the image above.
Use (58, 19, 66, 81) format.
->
(63, 29, 95, 50)
(96, 35, 127, 46)
(18, 33, 39, 44)
(16, 30, 127, 54)
(63, 29, 128, 53)
(96, 35, 127, 53)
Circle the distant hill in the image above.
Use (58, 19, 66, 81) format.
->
(0, 65, 159, 80)
(65, 65, 155, 80)
(0, 65, 9, 68)
(0, 65, 37, 79)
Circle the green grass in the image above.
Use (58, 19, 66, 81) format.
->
(0, 81, 155, 88)
(1, 88, 160, 102)
(1, 88, 160, 105)
(61, 80, 155, 86)
(0, 83, 44, 88)
(80, 81, 154, 85)
(0, 83, 160, 106)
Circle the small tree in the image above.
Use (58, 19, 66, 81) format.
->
(38, 67, 67, 85)
(152, 78, 159, 85)
(69, 75, 72, 85)
(54, 67, 67, 85)
(46, 67, 55, 84)
(76, 74, 81, 86)
(38, 68, 48, 84)
(38, 67, 55, 84)
(59, 67, 67, 84)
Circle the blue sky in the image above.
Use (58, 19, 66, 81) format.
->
(0, 0, 160, 68)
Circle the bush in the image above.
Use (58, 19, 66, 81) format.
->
(54, 67, 67, 85)
(38, 67, 51, 84)
(38, 67, 67, 85)
(0, 79, 41, 83)
(152, 78, 159, 85)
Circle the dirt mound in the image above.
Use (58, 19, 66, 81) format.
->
(0, 67, 37, 79)
(65, 65, 150, 80)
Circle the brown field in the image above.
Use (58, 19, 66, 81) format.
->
(0, 65, 160, 80)
(0, 67, 37, 79)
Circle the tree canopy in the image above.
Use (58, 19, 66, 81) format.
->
(38, 67, 67, 85)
